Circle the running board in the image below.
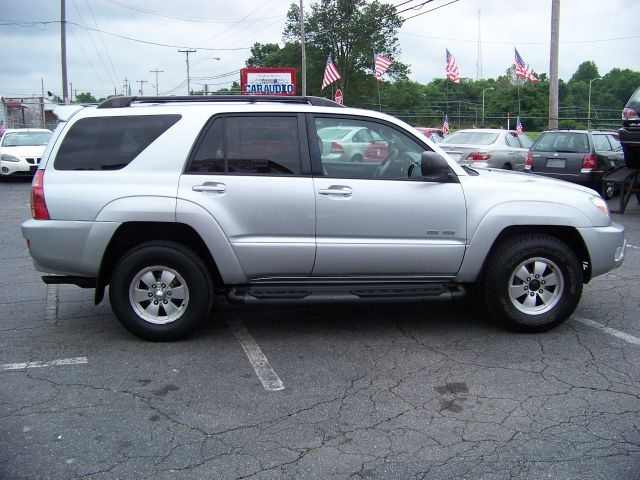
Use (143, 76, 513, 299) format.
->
(226, 283, 465, 304)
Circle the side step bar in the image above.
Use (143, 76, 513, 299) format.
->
(226, 283, 465, 304)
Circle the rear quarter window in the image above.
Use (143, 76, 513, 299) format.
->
(54, 115, 181, 170)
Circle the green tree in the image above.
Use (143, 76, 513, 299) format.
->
(74, 92, 98, 103)
(570, 61, 600, 83)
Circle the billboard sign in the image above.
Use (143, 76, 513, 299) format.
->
(241, 68, 297, 96)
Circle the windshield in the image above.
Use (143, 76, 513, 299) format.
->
(531, 132, 589, 153)
(2, 131, 52, 147)
(441, 131, 498, 145)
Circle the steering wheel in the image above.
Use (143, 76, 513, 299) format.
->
(374, 148, 412, 178)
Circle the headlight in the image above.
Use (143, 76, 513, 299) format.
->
(1, 154, 20, 162)
(590, 196, 610, 219)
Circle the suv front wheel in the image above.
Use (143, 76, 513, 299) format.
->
(482, 234, 583, 332)
(109, 241, 213, 341)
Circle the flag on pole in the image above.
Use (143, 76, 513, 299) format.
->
(445, 49, 460, 84)
(443, 115, 450, 135)
(514, 48, 540, 83)
(516, 115, 523, 135)
(321, 55, 341, 90)
(374, 53, 393, 81)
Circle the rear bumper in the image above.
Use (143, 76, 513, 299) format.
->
(526, 170, 605, 190)
(618, 126, 640, 144)
(21, 218, 120, 277)
(578, 222, 625, 278)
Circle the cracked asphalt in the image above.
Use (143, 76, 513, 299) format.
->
(1, 178, 639, 480)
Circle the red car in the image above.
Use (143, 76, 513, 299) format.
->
(415, 127, 445, 144)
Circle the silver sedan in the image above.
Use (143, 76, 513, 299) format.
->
(440, 128, 534, 171)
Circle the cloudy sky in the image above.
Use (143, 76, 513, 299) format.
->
(1, 0, 638, 99)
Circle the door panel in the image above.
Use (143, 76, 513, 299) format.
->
(313, 177, 466, 276)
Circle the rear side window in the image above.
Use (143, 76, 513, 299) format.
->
(505, 133, 520, 148)
(593, 135, 612, 152)
(531, 132, 589, 154)
(188, 116, 301, 175)
(54, 115, 181, 170)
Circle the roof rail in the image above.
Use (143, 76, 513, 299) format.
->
(97, 95, 345, 109)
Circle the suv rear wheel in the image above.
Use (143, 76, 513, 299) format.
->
(482, 234, 583, 332)
(109, 241, 213, 341)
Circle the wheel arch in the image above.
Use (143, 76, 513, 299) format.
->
(95, 222, 222, 304)
(473, 225, 592, 286)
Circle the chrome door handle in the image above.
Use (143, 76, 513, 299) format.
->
(192, 183, 226, 193)
(318, 186, 352, 197)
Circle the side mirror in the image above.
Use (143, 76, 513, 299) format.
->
(420, 151, 451, 181)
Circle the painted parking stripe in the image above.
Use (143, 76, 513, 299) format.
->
(573, 316, 640, 347)
(1, 357, 88, 372)
(226, 314, 284, 392)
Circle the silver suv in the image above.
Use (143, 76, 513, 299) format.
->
(22, 96, 626, 340)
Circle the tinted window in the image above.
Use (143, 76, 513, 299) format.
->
(531, 132, 590, 154)
(607, 134, 622, 150)
(55, 115, 180, 170)
(593, 134, 611, 152)
(505, 133, 520, 148)
(441, 131, 499, 145)
(189, 116, 301, 175)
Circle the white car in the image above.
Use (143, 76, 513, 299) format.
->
(0, 128, 53, 177)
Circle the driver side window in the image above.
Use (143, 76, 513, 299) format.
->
(314, 117, 427, 180)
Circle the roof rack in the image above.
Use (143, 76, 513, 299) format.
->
(97, 95, 345, 109)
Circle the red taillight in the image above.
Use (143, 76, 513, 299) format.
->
(467, 152, 492, 161)
(582, 154, 597, 170)
(622, 107, 639, 120)
(31, 170, 50, 220)
(330, 142, 344, 154)
(525, 151, 533, 167)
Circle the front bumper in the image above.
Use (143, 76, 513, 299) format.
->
(578, 222, 626, 279)
(1, 159, 38, 176)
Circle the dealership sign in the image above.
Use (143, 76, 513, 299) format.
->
(241, 68, 297, 96)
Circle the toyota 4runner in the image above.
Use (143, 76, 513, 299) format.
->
(22, 96, 626, 340)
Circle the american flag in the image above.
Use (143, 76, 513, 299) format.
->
(321, 55, 341, 90)
(374, 53, 393, 80)
(516, 115, 523, 135)
(514, 48, 540, 83)
(442, 115, 450, 135)
(445, 49, 460, 84)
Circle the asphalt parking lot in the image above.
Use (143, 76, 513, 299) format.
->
(1, 178, 639, 480)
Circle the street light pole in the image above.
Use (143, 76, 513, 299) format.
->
(482, 87, 494, 127)
(179, 49, 197, 95)
(588, 77, 601, 129)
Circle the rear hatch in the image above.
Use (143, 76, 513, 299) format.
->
(529, 131, 590, 175)
(440, 131, 499, 164)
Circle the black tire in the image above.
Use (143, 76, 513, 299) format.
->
(351, 154, 363, 162)
(481, 234, 583, 333)
(109, 241, 213, 341)
(602, 181, 615, 200)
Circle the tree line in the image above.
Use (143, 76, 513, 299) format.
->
(71, 0, 640, 131)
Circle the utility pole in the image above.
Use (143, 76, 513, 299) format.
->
(299, 0, 306, 96)
(61, 0, 69, 103)
(150, 69, 164, 95)
(549, 0, 560, 129)
(137, 80, 148, 96)
(178, 49, 196, 95)
(69, 82, 73, 102)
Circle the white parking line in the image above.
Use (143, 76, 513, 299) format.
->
(1, 357, 88, 372)
(573, 316, 640, 347)
(226, 314, 284, 391)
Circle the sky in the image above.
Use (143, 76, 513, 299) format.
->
(1, 0, 638, 100)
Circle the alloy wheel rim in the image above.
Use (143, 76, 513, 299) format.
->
(508, 256, 564, 316)
(128, 266, 189, 324)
